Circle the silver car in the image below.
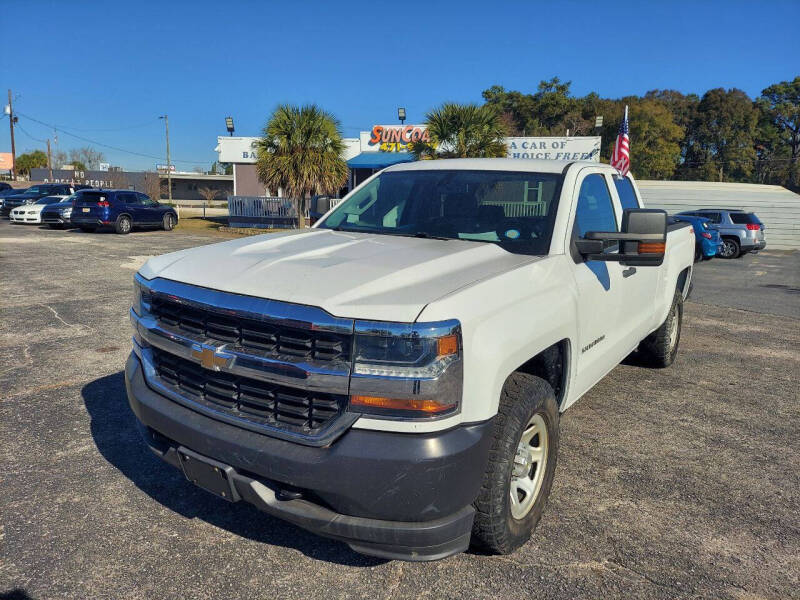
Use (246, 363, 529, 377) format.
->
(677, 209, 766, 258)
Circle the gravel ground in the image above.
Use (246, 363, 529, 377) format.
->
(1, 222, 798, 600)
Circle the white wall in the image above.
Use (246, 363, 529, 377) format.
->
(637, 180, 800, 250)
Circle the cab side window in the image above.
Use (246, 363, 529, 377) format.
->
(613, 176, 640, 211)
(574, 174, 618, 238)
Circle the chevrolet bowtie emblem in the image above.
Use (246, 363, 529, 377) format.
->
(191, 346, 231, 371)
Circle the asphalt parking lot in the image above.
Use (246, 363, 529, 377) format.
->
(1, 221, 798, 600)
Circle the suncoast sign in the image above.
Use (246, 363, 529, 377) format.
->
(361, 125, 430, 153)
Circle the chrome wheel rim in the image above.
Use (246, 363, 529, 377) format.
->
(121, 218, 130, 232)
(166, 215, 173, 229)
(721, 240, 735, 257)
(510, 413, 549, 519)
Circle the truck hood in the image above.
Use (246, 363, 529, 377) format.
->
(139, 229, 540, 322)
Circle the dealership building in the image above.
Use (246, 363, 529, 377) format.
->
(215, 126, 601, 196)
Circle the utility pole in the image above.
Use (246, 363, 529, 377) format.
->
(7, 89, 17, 181)
(46, 139, 53, 180)
(159, 114, 173, 207)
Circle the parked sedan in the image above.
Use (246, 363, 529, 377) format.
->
(9, 195, 69, 224)
(40, 195, 79, 229)
(71, 189, 178, 234)
(672, 215, 722, 261)
(1, 184, 77, 216)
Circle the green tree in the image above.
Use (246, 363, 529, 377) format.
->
(15, 150, 48, 177)
(627, 101, 684, 179)
(482, 79, 591, 136)
(69, 160, 87, 171)
(644, 90, 700, 179)
(690, 88, 757, 181)
(255, 104, 348, 228)
(409, 103, 507, 159)
(757, 77, 800, 189)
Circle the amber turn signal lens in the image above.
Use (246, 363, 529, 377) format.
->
(437, 334, 459, 357)
(350, 395, 456, 414)
(638, 242, 666, 254)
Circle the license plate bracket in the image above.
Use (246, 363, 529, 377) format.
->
(177, 446, 240, 502)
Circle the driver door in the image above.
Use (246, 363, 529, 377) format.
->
(569, 170, 630, 398)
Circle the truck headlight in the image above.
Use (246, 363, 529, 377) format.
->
(350, 319, 462, 418)
(132, 275, 153, 317)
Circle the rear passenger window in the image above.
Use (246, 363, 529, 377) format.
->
(613, 177, 640, 210)
(729, 213, 758, 224)
(574, 174, 618, 237)
(119, 192, 139, 204)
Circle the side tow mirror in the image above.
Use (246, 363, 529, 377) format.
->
(575, 208, 667, 267)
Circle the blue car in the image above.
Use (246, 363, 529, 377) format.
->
(672, 215, 722, 261)
(70, 189, 178, 234)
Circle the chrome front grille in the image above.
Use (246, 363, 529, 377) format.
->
(133, 276, 357, 445)
(150, 295, 349, 362)
(152, 349, 345, 431)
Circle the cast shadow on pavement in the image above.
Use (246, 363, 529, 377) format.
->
(81, 372, 386, 567)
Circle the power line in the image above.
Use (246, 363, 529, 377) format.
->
(15, 122, 48, 144)
(15, 111, 209, 165)
(52, 118, 161, 132)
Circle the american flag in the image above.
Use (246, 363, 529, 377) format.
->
(611, 105, 630, 176)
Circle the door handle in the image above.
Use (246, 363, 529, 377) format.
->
(622, 266, 637, 278)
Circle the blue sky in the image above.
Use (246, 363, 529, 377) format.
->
(2, 0, 799, 171)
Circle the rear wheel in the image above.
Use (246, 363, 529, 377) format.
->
(115, 215, 132, 234)
(79, 225, 96, 233)
(471, 373, 559, 554)
(163, 213, 176, 231)
(638, 289, 683, 368)
(719, 237, 740, 259)
(694, 244, 702, 262)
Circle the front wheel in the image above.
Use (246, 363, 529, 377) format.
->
(471, 373, 559, 555)
(163, 213, 176, 231)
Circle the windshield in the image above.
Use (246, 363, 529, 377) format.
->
(317, 169, 563, 255)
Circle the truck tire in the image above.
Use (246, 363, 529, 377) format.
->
(638, 289, 682, 368)
(115, 215, 132, 235)
(471, 373, 559, 555)
(720, 237, 740, 259)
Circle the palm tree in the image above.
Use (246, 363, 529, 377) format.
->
(255, 104, 348, 227)
(410, 103, 508, 159)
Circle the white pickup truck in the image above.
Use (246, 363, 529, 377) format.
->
(126, 159, 694, 561)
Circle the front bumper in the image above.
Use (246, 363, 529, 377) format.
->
(125, 352, 493, 560)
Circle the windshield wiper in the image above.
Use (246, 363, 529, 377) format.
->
(407, 232, 451, 241)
